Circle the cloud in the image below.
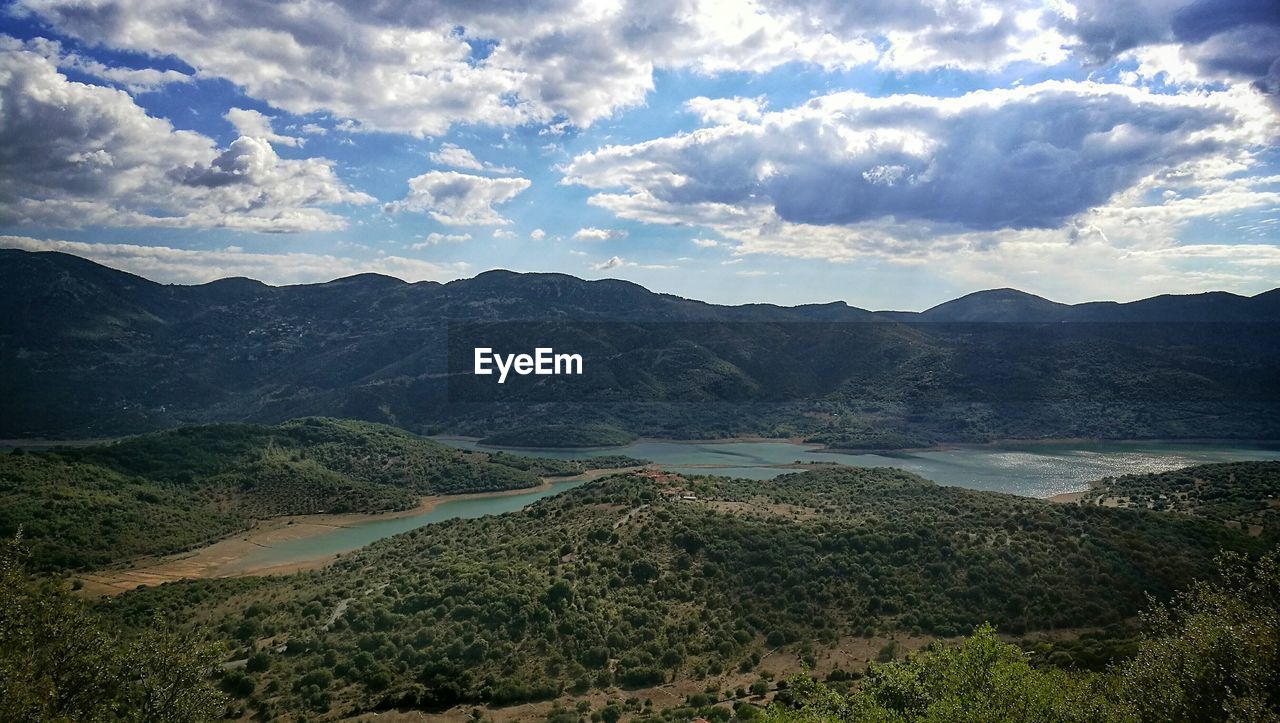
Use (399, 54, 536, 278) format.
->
(572, 227, 628, 241)
(1, 235, 469, 285)
(1068, 0, 1280, 96)
(0, 40, 372, 232)
(18, 0, 1278, 138)
(686, 96, 765, 125)
(590, 254, 673, 271)
(530, 228, 546, 240)
(384, 171, 531, 225)
(19, 0, 1066, 136)
(692, 237, 720, 247)
(19, 36, 192, 93)
(492, 228, 517, 239)
(429, 143, 516, 173)
(565, 81, 1275, 254)
(411, 232, 472, 249)
(225, 108, 304, 147)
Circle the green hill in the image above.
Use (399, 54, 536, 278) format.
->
(101, 467, 1266, 718)
(1075, 461, 1280, 537)
(0, 417, 624, 570)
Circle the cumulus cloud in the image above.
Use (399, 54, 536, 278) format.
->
(19, 36, 192, 93)
(411, 232, 472, 249)
(565, 81, 1275, 252)
(1, 236, 469, 285)
(1070, 0, 1280, 97)
(225, 108, 304, 147)
(384, 171, 531, 225)
(593, 255, 625, 270)
(686, 96, 765, 125)
(573, 227, 627, 241)
(429, 143, 516, 174)
(530, 228, 546, 240)
(16, 0, 1280, 138)
(16, 0, 1023, 136)
(0, 40, 371, 232)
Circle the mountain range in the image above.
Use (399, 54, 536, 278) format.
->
(3, 248, 1278, 443)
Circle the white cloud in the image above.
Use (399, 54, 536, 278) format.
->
(17, 0, 1280, 138)
(225, 108, 304, 147)
(1, 236, 469, 285)
(686, 96, 765, 125)
(429, 143, 516, 174)
(530, 228, 546, 240)
(411, 232, 472, 249)
(692, 237, 720, 247)
(384, 171, 531, 225)
(492, 228, 517, 239)
(566, 80, 1276, 258)
(20, 36, 192, 93)
(590, 254, 673, 271)
(573, 227, 628, 241)
(0, 40, 372, 232)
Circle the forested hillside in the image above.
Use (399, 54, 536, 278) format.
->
(99, 467, 1267, 719)
(3, 249, 1278, 445)
(1077, 461, 1280, 537)
(0, 417, 631, 570)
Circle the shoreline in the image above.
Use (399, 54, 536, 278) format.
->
(75, 467, 642, 598)
(439, 433, 1280, 455)
(75, 478, 569, 597)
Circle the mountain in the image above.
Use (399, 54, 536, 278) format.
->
(907, 288, 1070, 322)
(2, 248, 1278, 443)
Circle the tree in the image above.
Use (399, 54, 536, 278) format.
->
(0, 534, 226, 721)
(1115, 549, 1280, 722)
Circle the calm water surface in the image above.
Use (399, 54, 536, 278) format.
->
(233, 439, 1277, 569)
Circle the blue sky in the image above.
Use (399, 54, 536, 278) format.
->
(1, 0, 1277, 310)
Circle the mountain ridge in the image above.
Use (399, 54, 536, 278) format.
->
(2, 248, 1278, 442)
(5, 248, 1277, 318)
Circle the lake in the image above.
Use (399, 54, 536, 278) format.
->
(443, 438, 1280, 497)
(231, 438, 1277, 570)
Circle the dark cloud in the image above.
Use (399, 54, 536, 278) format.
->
(566, 83, 1253, 232)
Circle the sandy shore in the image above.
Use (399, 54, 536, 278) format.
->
(77, 467, 645, 597)
(75, 476, 604, 597)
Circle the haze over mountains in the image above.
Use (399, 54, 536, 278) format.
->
(3, 248, 1278, 442)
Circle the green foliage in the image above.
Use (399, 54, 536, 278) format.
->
(765, 549, 1280, 722)
(0, 417, 572, 570)
(0, 535, 226, 721)
(1114, 549, 1280, 721)
(104, 467, 1263, 717)
(1079, 461, 1280, 536)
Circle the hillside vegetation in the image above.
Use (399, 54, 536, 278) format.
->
(3, 249, 1278, 445)
(0, 417, 631, 570)
(766, 549, 1279, 723)
(1076, 461, 1280, 537)
(100, 467, 1268, 719)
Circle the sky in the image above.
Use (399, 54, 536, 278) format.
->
(0, 0, 1277, 310)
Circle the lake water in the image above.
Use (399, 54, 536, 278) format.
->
(443, 438, 1279, 497)
(232, 439, 1278, 570)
